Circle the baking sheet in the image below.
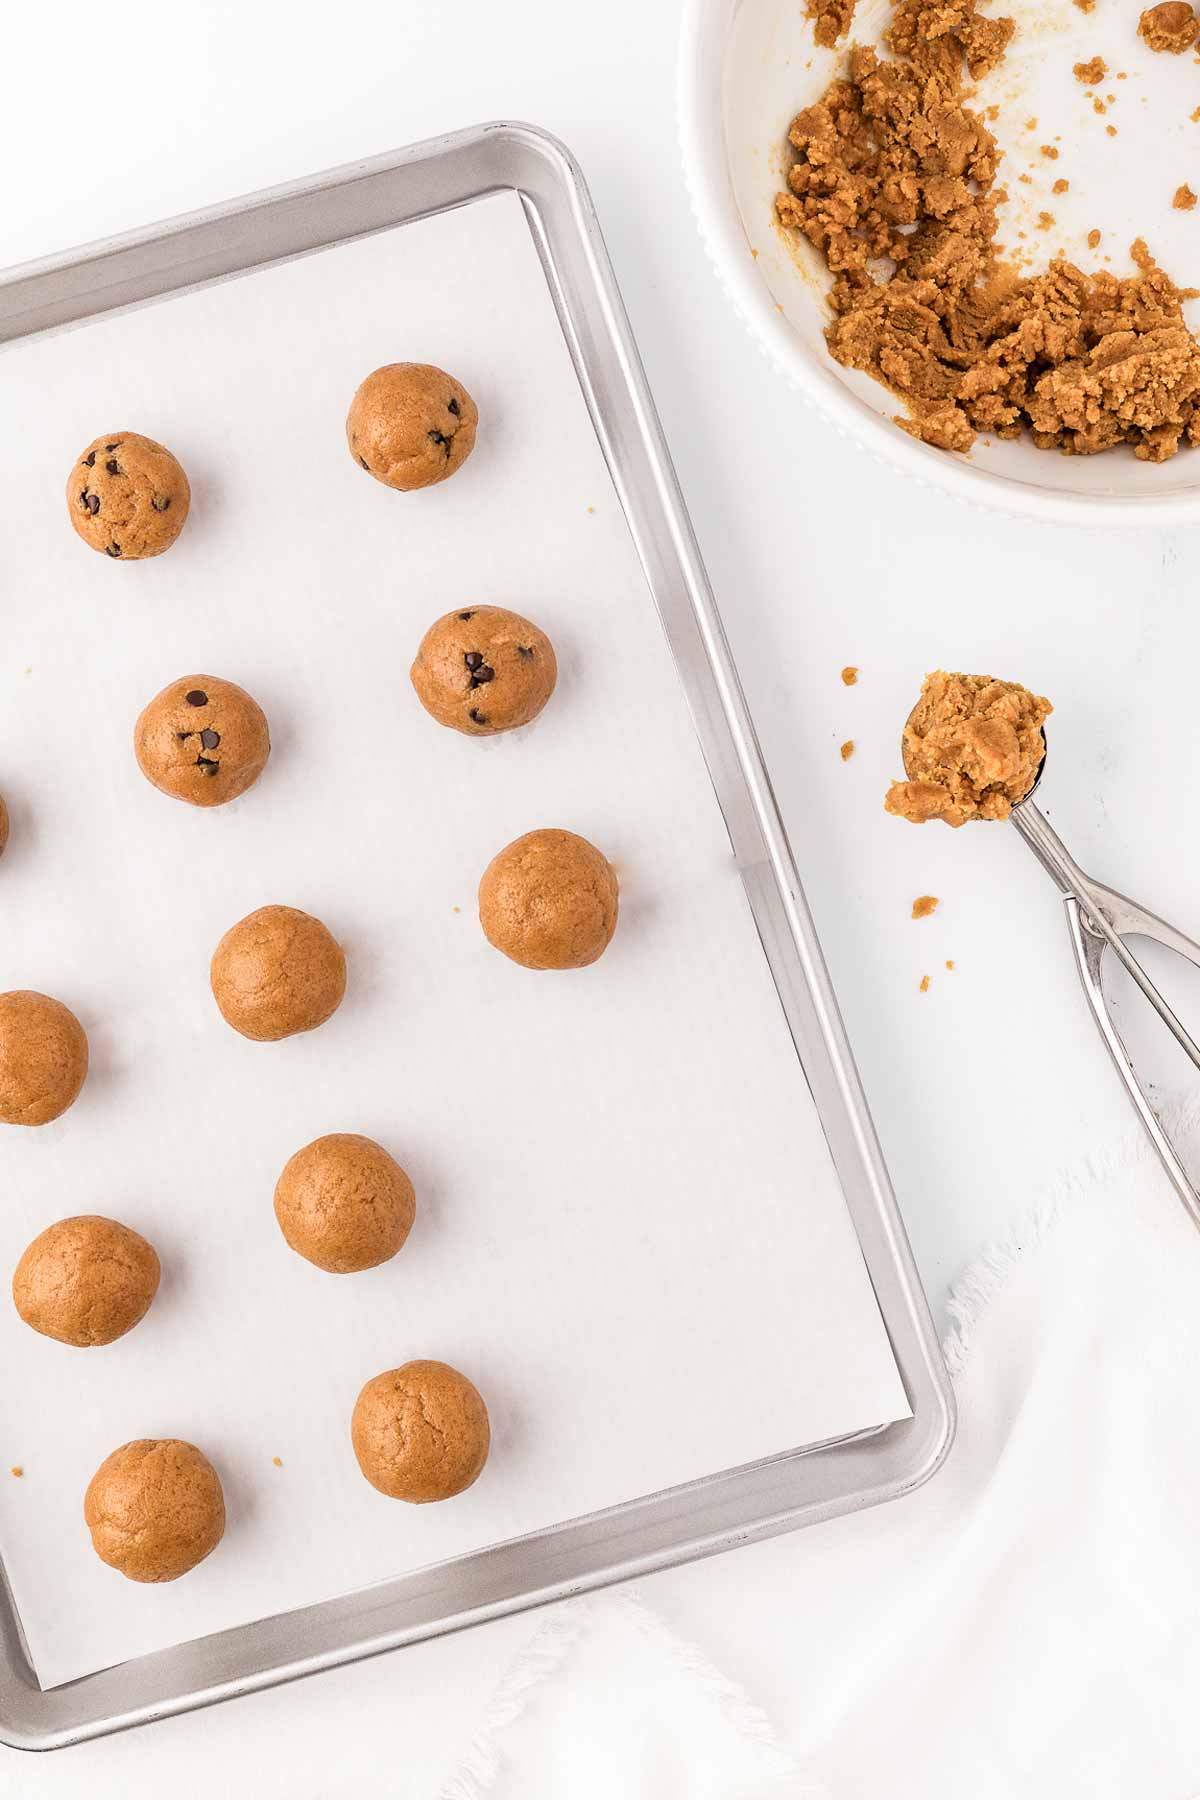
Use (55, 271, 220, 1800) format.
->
(0, 190, 909, 1689)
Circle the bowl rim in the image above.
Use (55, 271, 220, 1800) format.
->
(675, 0, 1200, 528)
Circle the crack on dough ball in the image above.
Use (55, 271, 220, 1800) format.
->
(478, 829, 619, 970)
(274, 1134, 416, 1273)
(84, 1440, 225, 1582)
(346, 364, 477, 491)
(351, 1361, 490, 1502)
(210, 905, 347, 1041)
(13, 1215, 160, 1347)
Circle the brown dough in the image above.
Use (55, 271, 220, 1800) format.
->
(67, 432, 190, 559)
(210, 905, 346, 1041)
(134, 675, 271, 808)
(13, 1215, 160, 1347)
(351, 1360, 490, 1501)
(410, 606, 557, 736)
(885, 670, 1053, 826)
(806, 0, 857, 45)
(775, 1, 1200, 460)
(0, 991, 88, 1126)
(346, 364, 478, 491)
(1139, 2, 1198, 50)
(84, 1440, 225, 1582)
(478, 828, 619, 970)
(274, 1133, 416, 1273)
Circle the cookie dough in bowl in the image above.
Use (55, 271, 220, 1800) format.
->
(479, 828, 619, 970)
(13, 1215, 160, 1347)
(134, 675, 270, 807)
(274, 1133, 416, 1273)
(678, 0, 1200, 522)
(347, 363, 477, 491)
(67, 432, 190, 558)
(351, 1360, 490, 1501)
(84, 1440, 225, 1582)
(411, 605, 557, 735)
(0, 991, 88, 1126)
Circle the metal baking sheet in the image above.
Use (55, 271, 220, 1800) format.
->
(0, 122, 952, 1747)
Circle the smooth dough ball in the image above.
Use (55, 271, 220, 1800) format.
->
(347, 363, 477, 491)
(351, 1360, 490, 1502)
(0, 991, 89, 1126)
(134, 674, 271, 808)
(478, 829, 619, 970)
(84, 1440, 225, 1582)
(13, 1215, 160, 1347)
(211, 905, 346, 1041)
(67, 432, 190, 560)
(274, 1133, 416, 1273)
(410, 606, 557, 736)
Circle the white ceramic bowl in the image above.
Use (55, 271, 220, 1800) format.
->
(677, 0, 1200, 524)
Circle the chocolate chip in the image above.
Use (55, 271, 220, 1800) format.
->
(185, 690, 208, 707)
(82, 450, 96, 468)
(151, 496, 171, 512)
(517, 645, 534, 657)
(104, 542, 122, 557)
(428, 429, 452, 457)
(200, 728, 220, 749)
(468, 707, 488, 725)
(88, 493, 100, 514)
(196, 756, 219, 776)
(105, 458, 122, 476)
(464, 651, 484, 671)
(105, 442, 121, 452)
(358, 456, 369, 470)
(176, 731, 192, 742)
(459, 611, 475, 621)
(447, 397, 460, 416)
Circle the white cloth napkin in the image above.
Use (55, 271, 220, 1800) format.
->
(438, 1104, 1200, 1800)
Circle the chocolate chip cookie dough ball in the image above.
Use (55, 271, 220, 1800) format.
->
(351, 1361, 490, 1502)
(134, 675, 271, 808)
(211, 905, 346, 1041)
(274, 1133, 416, 1273)
(411, 606, 557, 736)
(84, 1440, 225, 1582)
(68, 432, 190, 560)
(0, 991, 88, 1126)
(13, 1215, 160, 1347)
(479, 829, 619, 971)
(347, 363, 477, 491)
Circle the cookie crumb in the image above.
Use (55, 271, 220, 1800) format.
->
(272, 1456, 282, 1468)
(1174, 183, 1198, 210)
(586, 505, 595, 514)
(1073, 0, 1094, 9)
(840, 739, 856, 761)
(945, 959, 956, 970)
(1025, 117, 1038, 130)
(841, 665, 859, 686)
(452, 904, 461, 914)
(1073, 54, 1107, 82)
(1040, 144, 1059, 159)
(1092, 97, 1108, 114)
(1052, 179, 1070, 195)
(912, 894, 940, 919)
(10, 1467, 22, 1479)
(1139, 1, 1198, 51)
(919, 975, 931, 994)
(805, 0, 857, 46)
(1037, 211, 1056, 231)
(1106, 123, 1118, 136)
(1086, 228, 1102, 249)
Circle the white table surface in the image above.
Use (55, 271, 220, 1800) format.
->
(3, 1, 1197, 1791)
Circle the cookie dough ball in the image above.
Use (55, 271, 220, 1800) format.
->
(13, 1215, 159, 1347)
(274, 1133, 416, 1273)
(0, 991, 88, 1126)
(478, 829, 619, 970)
(347, 364, 477, 491)
(134, 675, 271, 808)
(211, 905, 346, 1041)
(411, 606, 557, 736)
(68, 432, 190, 560)
(351, 1361, 490, 1502)
(84, 1440, 225, 1582)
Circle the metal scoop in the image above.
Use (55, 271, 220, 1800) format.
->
(905, 724, 1200, 1231)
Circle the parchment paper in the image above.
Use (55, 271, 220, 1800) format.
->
(0, 190, 909, 1688)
